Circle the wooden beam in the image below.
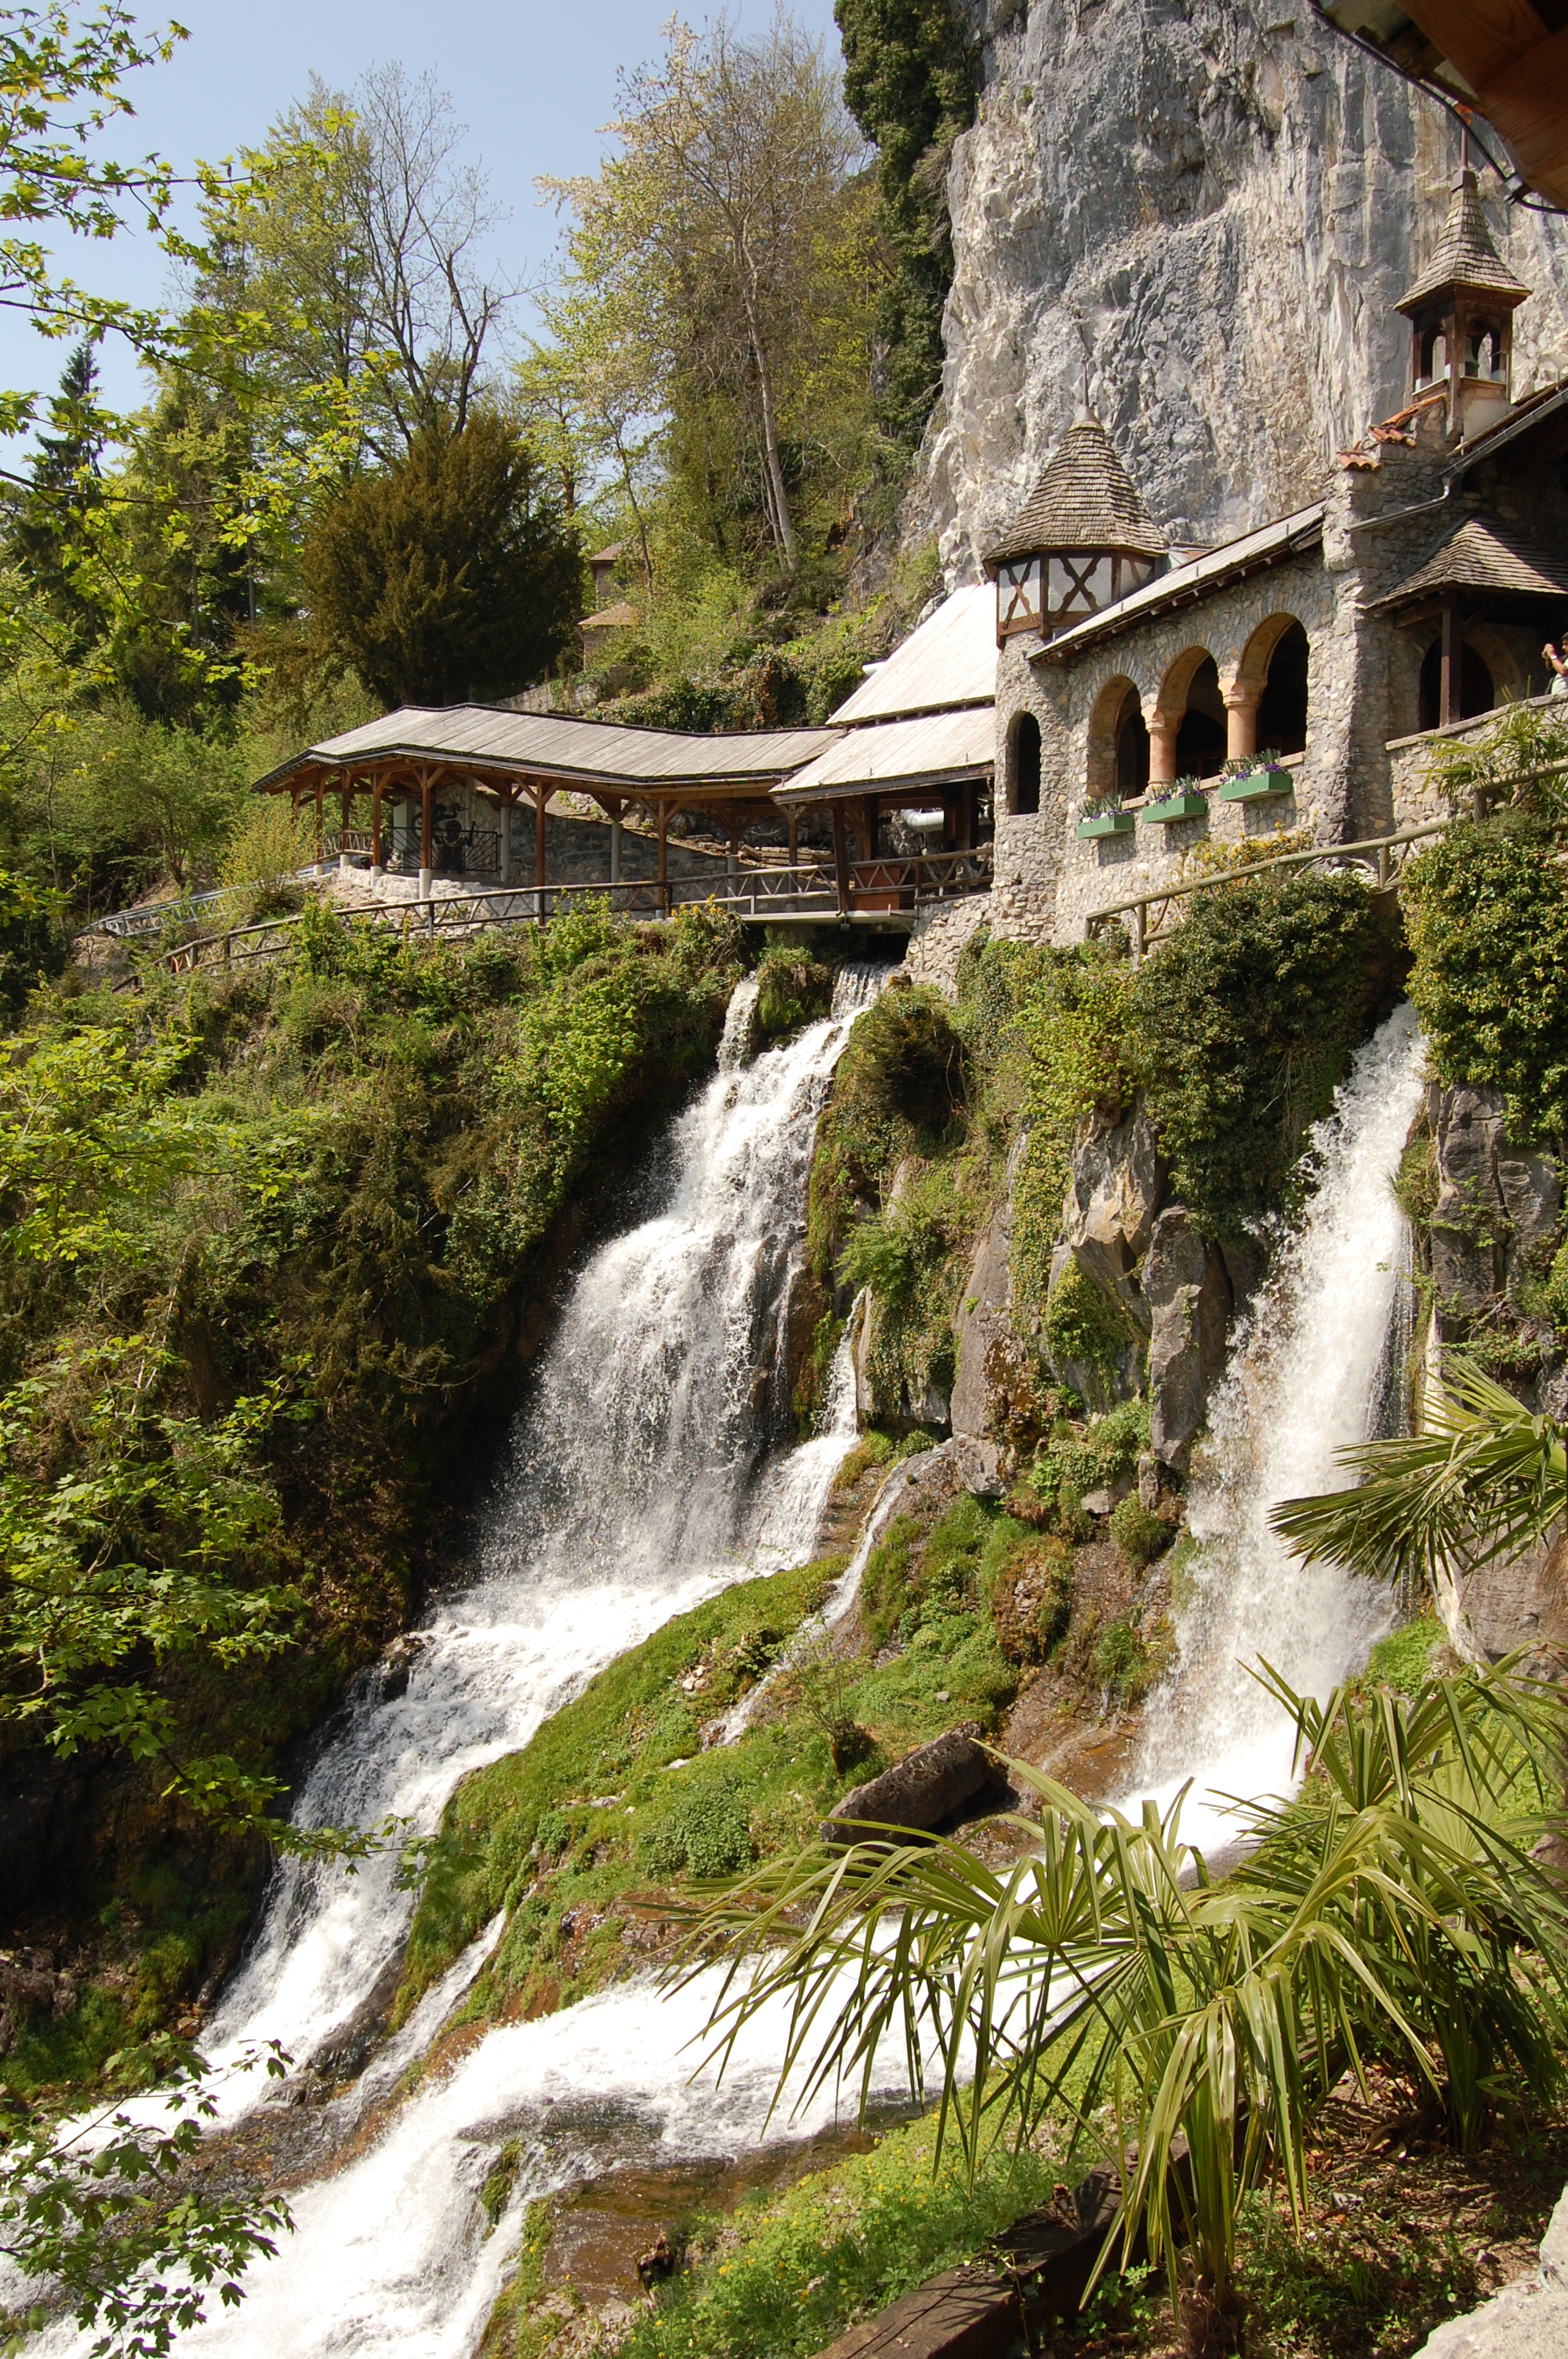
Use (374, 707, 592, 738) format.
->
(1441, 602, 1461, 728)
(1474, 27, 1568, 196)
(832, 802, 850, 918)
(1399, 0, 1546, 89)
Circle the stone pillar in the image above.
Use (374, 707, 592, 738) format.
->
(1148, 713, 1178, 789)
(1224, 685, 1259, 765)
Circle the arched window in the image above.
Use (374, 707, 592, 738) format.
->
(1173, 653, 1227, 779)
(1255, 620, 1309, 757)
(1115, 688, 1149, 794)
(1419, 639, 1495, 732)
(1012, 711, 1041, 816)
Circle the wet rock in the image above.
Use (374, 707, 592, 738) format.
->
(824, 1726, 994, 1843)
(952, 1132, 1026, 1440)
(1063, 1098, 1162, 1339)
(373, 1633, 430, 1704)
(1145, 1206, 1232, 1471)
(636, 2234, 674, 2289)
(1431, 1086, 1508, 1314)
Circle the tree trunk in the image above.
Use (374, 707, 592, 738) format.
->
(739, 252, 797, 573)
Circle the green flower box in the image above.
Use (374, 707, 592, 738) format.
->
(1076, 809, 1134, 839)
(1220, 765, 1293, 802)
(1142, 791, 1209, 824)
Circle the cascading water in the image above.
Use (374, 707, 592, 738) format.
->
(1128, 1002, 1428, 1847)
(199, 965, 880, 2091)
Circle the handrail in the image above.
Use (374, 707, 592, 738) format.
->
(1083, 823, 1449, 962)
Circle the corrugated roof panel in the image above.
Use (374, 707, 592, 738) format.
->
(774, 706, 996, 803)
(829, 586, 997, 725)
(278, 704, 842, 789)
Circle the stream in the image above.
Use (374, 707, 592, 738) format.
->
(25, 990, 1430, 2357)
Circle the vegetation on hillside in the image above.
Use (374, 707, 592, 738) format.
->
(0, 901, 742, 2095)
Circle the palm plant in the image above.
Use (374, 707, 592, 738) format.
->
(666, 1662, 1568, 2354)
(1269, 1354, 1566, 1588)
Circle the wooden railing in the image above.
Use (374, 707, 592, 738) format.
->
(1083, 823, 1447, 963)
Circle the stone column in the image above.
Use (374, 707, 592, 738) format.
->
(1224, 684, 1259, 765)
(1148, 712, 1178, 789)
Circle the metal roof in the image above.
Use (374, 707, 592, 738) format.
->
(1037, 504, 1326, 660)
(256, 703, 842, 794)
(773, 707, 995, 805)
(829, 585, 997, 726)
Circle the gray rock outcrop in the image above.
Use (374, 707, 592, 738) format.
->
(1062, 1099, 1161, 1339)
(1413, 2183, 1568, 2359)
(1145, 1207, 1232, 1469)
(929, 2, 1568, 581)
(1429, 1083, 1562, 1326)
(824, 1726, 997, 1844)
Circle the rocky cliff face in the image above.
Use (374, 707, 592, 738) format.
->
(928, 0, 1568, 574)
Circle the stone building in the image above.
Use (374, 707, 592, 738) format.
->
(977, 158, 1568, 948)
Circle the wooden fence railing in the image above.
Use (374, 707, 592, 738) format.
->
(1083, 823, 1448, 962)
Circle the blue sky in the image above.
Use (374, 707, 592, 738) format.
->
(5, 0, 844, 423)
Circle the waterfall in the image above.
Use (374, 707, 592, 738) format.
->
(1127, 1002, 1428, 1849)
(198, 965, 882, 2092)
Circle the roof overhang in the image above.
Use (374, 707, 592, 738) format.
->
(772, 707, 995, 805)
(1033, 506, 1326, 662)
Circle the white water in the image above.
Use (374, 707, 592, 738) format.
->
(198, 967, 880, 2094)
(1127, 1003, 1428, 1848)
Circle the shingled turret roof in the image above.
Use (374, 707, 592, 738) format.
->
(985, 411, 1167, 569)
(1398, 169, 1530, 314)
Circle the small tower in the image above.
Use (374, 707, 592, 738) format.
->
(1397, 144, 1529, 442)
(984, 409, 1167, 648)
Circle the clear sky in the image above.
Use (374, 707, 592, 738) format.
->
(5, 0, 845, 423)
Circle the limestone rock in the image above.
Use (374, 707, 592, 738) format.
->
(952, 1134, 1023, 1439)
(824, 1727, 996, 1843)
(1428, 1082, 1563, 1325)
(1145, 1206, 1232, 1470)
(929, 2, 1568, 583)
(1063, 1099, 1162, 1339)
(1413, 2183, 1568, 2358)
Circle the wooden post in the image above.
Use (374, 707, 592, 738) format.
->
(609, 809, 622, 888)
(314, 777, 324, 872)
(860, 795, 877, 869)
(657, 801, 670, 916)
(419, 775, 433, 902)
(339, 783, 351, 870)
(535, 779, 548, 893)
(499, 787, 512, 887)
(786, 809, 798, 867)
(832, 801, 850, 918)
(372, 778, 384, 871)
(1441, 602, 1461, 728)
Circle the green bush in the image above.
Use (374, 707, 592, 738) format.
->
(638, 1775, 754, 1880)
(753, 942, 833, 1040)
(1403, 814, 1568, 1143)
(848, 984, 966, 1130)
(1109, 1492, 1167, 1564)
(1043, 1259, 1134, 1390)
(1128, 869, 1394, 1242)
(1093, 1616, 1156, 1703)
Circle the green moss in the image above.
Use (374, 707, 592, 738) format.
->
(1043, 1260, 1135, 1388)
(1361, 1616, 1445, 1697)
(1109, 1493, 1167, 1565)
(753, 943, 833, 1041)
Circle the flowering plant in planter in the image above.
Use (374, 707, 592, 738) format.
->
(1142, 772, 1210, 825)
(1220, 746, 1292, 801)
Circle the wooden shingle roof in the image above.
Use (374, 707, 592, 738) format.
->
(1398, 169, 1530, 314)
(1371, 516, 1568, 611)
(985, 413, 1167, 569)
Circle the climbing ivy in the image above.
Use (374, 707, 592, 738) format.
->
(1401, 812, 1568, 1143)
(835, 0, 977, 449)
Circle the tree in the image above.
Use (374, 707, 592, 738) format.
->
(540, 15, 877, 580)
(6, 340, 108, 652)
(302, 410, 582, 708)
(669, 1662, 1568, 2353)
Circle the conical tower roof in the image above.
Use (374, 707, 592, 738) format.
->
(985, 411, 1167, 569)
(1398, 168, 1530, 314)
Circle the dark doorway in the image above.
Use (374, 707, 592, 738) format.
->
(1116, 689, 1150, 793)
(1418, 638, 1495, 732)
(1255, 621, 1309, 757)
(1013, 711, 1041, 816)
(1174, 654, 1227, 779)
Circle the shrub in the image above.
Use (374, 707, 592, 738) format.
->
(1093, 1616, 1156, 1703)
(849, 984, 966, 1130)
(1043, 1259, 1134, 1391)
(1109, 1493, 1167, 1565)
(638, 1775, 755, 1880)
(1129, 869, 1394, 1241)
(1402, 813, 1568, 1143)
(754, 942, 833, 1039)
(989, 1537, 1071, 1664)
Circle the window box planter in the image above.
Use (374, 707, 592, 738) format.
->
(1076, 809, 1134, 839)
(1220, 765, 1293, 802)
(1142, 791, 1209, 824)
